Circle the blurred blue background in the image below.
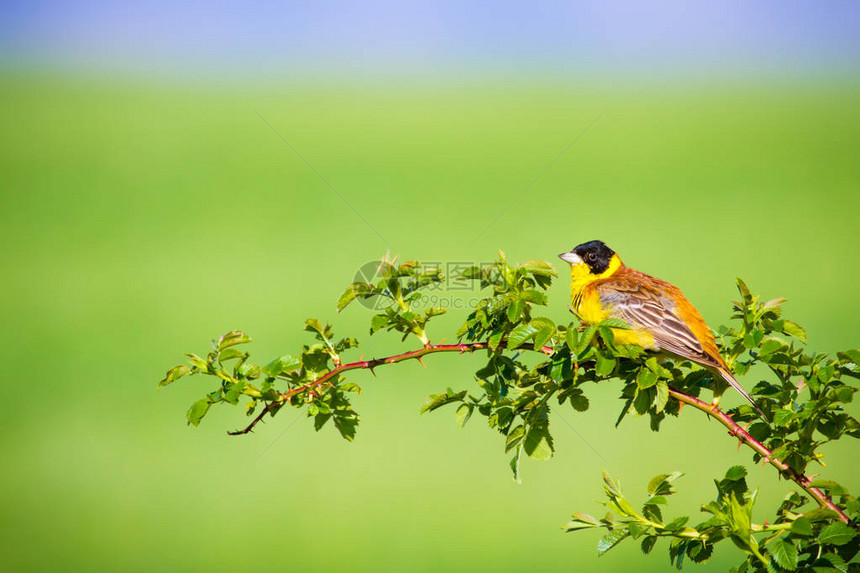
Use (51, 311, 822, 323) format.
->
(1, 2, 858, 572)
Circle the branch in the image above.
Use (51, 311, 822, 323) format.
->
(227, 341, 553, 436)
(669, 389, 853, 526)
(229, 340, 852, 525)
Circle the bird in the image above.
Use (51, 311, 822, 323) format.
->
(558, 239, 764, 417)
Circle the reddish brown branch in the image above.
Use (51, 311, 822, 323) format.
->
(668, 389, 852, 525)
(228, 341, 852, 525)
(227, 341, 552, 435)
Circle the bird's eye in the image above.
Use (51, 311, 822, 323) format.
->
(586, 252, 597, 262)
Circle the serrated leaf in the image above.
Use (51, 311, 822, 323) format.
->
(218, 330, 252, 349)
(790, 517, 812, 536)
(577, 325, 597, 355)
(819, 522, 856, 546)
(569, 393, 589, 412)
(637, 368, 658, 389)
(640, 535, 657, 555)
(186, 398, 211, 426)
(597, 528, 629, 556)
(336, 285, 358, 311)
(661, 516, 689, 532)
(598, 317, 630, 330)
(564, 512, 602, 531)
(655, 380, 669, 413)
(505, 425, 525, 452)
(508, 323, 537, 349)
(304, 318, 326, 337)
(736, 278, 752, 301)
(524, 425, 554, 460)
(262, 354, 302, 377)
(603, 472, 623, 497)
(809, 480, 848, 496)
(158, 365, 191, 388)
(565, 327, 579, 351)
(420, 389, 467, 414)
(521, 259, 558, 277)
(595, 352, 616, 376)
(333, 411, 358, 441)
(725, 465, 748, 481)
(533, 326, 554, 350)
(647, 472, 683, 496)
(455, 403, 473, 428)
(370, 314, 388, 333)
(507, 299, 524, 322)
(218, 347, 246, 362)
(780, 320, 807, 343)
(769, 538, 798, 570)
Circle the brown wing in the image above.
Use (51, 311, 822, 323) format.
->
(595, 272, 722, 370)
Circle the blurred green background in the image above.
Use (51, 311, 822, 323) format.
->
(2, 2, 860, 572)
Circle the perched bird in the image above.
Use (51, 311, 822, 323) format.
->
(558, 240, 764, 417)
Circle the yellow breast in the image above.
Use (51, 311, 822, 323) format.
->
(568, 255, 656, 349)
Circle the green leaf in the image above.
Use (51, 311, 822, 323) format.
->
(647, 472, 683, 496)
(333, 410, 359, 441)
(790, 517, 813, 536)
(455, 403, 473, 428)
(564, 512, 602, 531)
(661, 516, 689, 532)
(637, 368, 658, 389)
(809, 480, 848, 496)
(505, 425, 525, 453)
(598, 317, 630, 330)
(576, 325, 597, 355)
(772, 409, 794, 427)
(370, 314, 389, 333)
(597, 529, 629, 556)
(521, 289, 548, 304)
(186, 398, 211, 426)
(645, 357, 672, 378)
(640, 536, 657, 555)
(725, 465, 748, 481)
(565, 327, 579, 351)
(595, 352, 616, 377)
(420, 389, 467, 414)
(488, 330, 504, 350)
(769, 538, 798, 570)
(533, 327, 554, 350)
(568, 393, 589, 412)
(654, 380, 669, 413)
(819, 522, 857, 546)
(507, 299, 524, 322)
(218, 347, 246, 362)
(521, 259, 558, 277)
(217, 330, 252, 349)
(336, 285, 358, 312)
(158, 365, 190, 388)
(262, 354, 302, 377)
(780, 320, 807, 343)
(736, 277, 752, 301)
(603, 472, 623, 497)
(304, 318, 325, 335)
(508, 323, 537, 349)
(758, 337, 788, 356)
(524, 425, 554, 460)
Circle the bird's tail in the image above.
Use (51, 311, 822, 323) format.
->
(718, 368, 766, 418)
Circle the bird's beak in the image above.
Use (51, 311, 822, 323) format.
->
(558, 251, 582, 264)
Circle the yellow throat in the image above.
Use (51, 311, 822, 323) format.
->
(569, 253, 622, 323)
(568, 253, 654, 348)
